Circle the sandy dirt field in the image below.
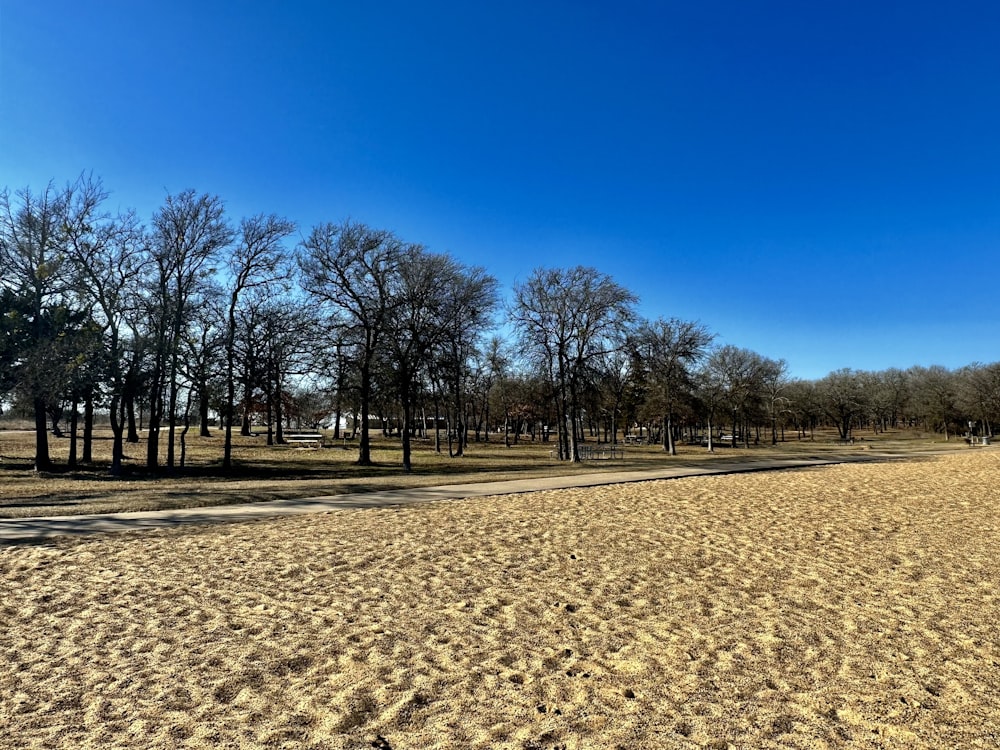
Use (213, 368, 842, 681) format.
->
(2, 450, 999, 749)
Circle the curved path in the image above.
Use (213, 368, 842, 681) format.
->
(0, 453, 906, 545)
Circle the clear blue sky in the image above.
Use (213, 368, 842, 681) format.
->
(2, 1, 998, 379)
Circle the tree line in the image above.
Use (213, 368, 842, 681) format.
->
(2, 175, 998, 474)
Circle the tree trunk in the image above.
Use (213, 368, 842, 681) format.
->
(223, 389, 234, 470)
(274, 360, 285, 445)
(223, 295, 238, 470)
(568, 379, 582, 462)
(146, 360, 165, 470)
(452, 372, 464, 458)
(127, 396, 140, 443)
(264, 372, 274, 446)
(68, 399, 79, 468)
(556, 395, 568, 460)
(33, 397, 52, 471)
(166, 378, 178, 470)
(357, 355, 373, 465)
(82, 395, 94, 463)
(401, 388, 413, 473)
(110, 393, 125, 477)
(464, 404, 472, 449)
(180, 388, 193, 469)
(434, 397, 442, 453)
(564, 410, 575, 460)
(241, 359, 254, 436)
(199, 383, 211, 437)
(146, 410, 160, 469)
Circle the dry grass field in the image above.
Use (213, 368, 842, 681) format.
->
(0, 428, 617, 518)
(0, 425, 957, 518)
(2, 448, 999, 748)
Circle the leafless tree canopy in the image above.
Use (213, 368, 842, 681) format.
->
(3, 174, 999, 474)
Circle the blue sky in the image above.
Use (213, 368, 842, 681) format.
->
(2, 1, 998, 379)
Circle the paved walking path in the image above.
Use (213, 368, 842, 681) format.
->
(0, 453, 900, 544)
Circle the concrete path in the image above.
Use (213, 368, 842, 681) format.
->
(0, 454, 895, 545)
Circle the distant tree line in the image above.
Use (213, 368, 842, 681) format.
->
(2, 175, 998, 473)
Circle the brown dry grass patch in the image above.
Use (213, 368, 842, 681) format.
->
(3, 449, 999, 748)
(0, 429, 610, 517)
(0, 426, 957, 518)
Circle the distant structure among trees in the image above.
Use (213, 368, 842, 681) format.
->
(2, 174, 998, 473)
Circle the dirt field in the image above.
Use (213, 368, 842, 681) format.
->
(2, 450, 999, 748)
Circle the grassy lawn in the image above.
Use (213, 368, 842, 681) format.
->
(0, 423, 967, 518)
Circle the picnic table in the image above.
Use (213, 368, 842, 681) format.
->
(283, 432, 324, 448)
(579, 444, 624, 460)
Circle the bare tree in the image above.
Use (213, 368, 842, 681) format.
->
(860, 367, 910, 434)
(630, 318, 713, 455)
(222, 213, 295, 470)
(705, 345, 768, 447)
(255, 299, 318, 445)
(178, 289, 226, 438)
(908, 365, 959, 439)
(956, 362, 1000, 438)
(384, 247, 459, 471)
(146, 190, 233, 470)
(485, 336, 515, 447)
(62, 179, 149, 475)
(299, 221, 402, 465)
(760, 357, 790, 444)
(431, 263, 499, 457)
(510, 267, 636, 462)
(317, 332, 357, 440)
(694, 362, 727, 451)
(784, 378, 821, 440)
(816, 368, 868, 441)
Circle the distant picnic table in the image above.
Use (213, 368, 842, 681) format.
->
(579, 444, 624, 460)
(283, 432, 324, 448)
